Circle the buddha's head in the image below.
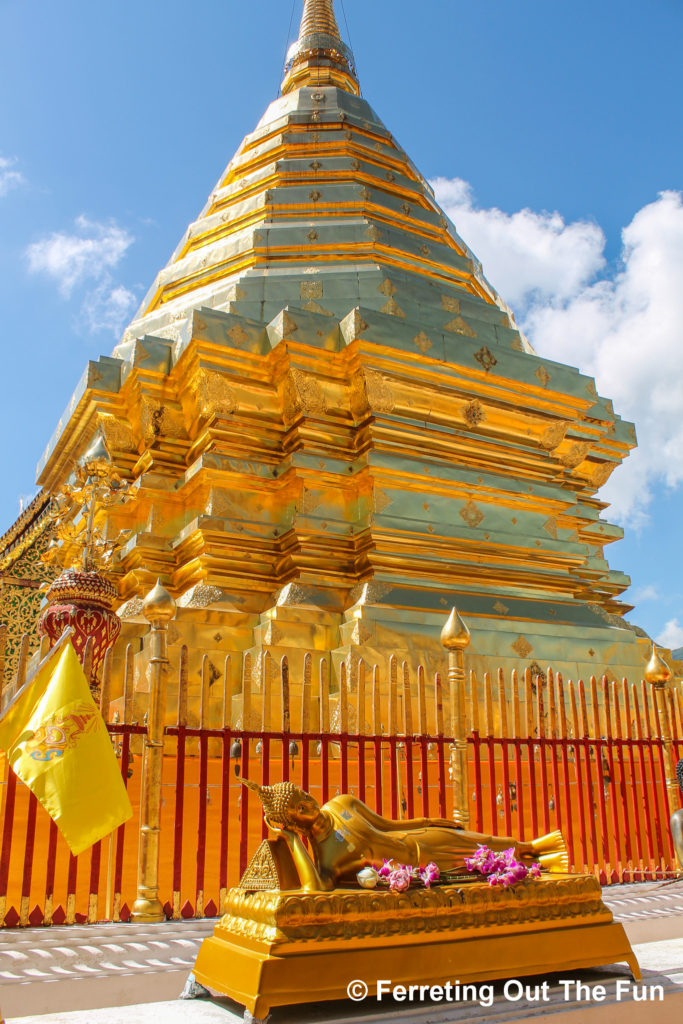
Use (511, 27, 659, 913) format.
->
(239, 778, 322, 833)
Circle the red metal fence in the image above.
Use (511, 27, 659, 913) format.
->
(0, 648, 681, 927)
(468, 668, 683, 883)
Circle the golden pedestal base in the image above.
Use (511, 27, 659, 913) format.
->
(193, 874, 640, 1019)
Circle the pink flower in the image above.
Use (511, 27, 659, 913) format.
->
(377, 859, 393, 879)
(465, 846, 542, 889)
(388, 868, 412, 892)
(419, 862, 440, 888)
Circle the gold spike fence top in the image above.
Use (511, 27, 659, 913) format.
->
(644, 643, 672, 688)
(440, 606, 471, 651)
(142, 579, 176, 626)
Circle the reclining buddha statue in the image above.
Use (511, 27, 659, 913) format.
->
(239, 779, 568, 892)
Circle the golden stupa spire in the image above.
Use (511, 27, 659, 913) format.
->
(282, 0, 359, 96)
(300, 0, 342, 37)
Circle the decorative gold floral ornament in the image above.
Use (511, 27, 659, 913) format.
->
(464, 400, 485, 426)
(42, 435, 133, 575)
(459, 501, 484, 528)
(473, 346, 496, 370)
(512, 636, 534, 658)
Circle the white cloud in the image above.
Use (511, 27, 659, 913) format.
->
(0, 155, 24, 197)
(631, 585, 659, 604)
(432, 177, 605, 309)
(655, 618, 683, 651)
(81, 282, 137, 334)
(26, 216, 136, 334)
(433, 179, 683, 527)
(26, 215, 133, 296)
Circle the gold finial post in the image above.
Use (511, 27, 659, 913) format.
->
(645, 643, 672, 687)
(131, 580, 176, 924)
(645, 644, 678, 809)
(441, 607, 471, 827)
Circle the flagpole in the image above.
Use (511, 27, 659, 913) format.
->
(0, 627, 73, 721)
(131, 581, 176, 924)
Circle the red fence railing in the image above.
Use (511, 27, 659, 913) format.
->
(1, 721, 680, 927)
(468, 733, 679, 883)
(161, 726, 453, 919)
(1, 664, 681, 927)
(0, 724, 144, 928)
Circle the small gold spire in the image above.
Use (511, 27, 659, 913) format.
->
(644, 643, 672, 687)
(282, 0, 359, 96)
(300, 0, 342, 39)
(440, 607, 471, 651)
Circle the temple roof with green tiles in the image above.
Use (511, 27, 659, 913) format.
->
(29, 0, 654, 684)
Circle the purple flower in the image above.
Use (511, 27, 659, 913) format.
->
(465, 845, 542, 889)
(377, 858, 394, 878)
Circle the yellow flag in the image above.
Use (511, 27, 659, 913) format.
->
(0, 635, 132, 855)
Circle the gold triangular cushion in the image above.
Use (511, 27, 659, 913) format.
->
(238, 838, 300, 892)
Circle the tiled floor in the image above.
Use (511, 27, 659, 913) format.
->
(6, 938, 683, 1024)
(1, 883, 681, 1023)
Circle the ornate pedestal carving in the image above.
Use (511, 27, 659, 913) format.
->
(39, 568, 121, 696)
(194, 875, 640, 1019)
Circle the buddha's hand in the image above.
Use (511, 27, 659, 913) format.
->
(279, 828, 328, 892)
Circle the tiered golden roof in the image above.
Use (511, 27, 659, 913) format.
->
(33, 0, 648, 685)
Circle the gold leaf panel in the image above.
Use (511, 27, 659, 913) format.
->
(540, 421, 569, 451)
(238, 841, 281, 892)
(445, 316, 477, 339)
(459, 501, 484, 528)
(591, 462, 616, 488)
(413, 331, 432, 354)
(192, 370, 238, 420)
(473, 347, 497, 371)
(364, 370, 395, 414)
(512, 636, 533, 658)
(381, 297, 406, 318)
(300, 281, 323, 300)
(464, 400, 485, 427)
(560, 442, 590, 469)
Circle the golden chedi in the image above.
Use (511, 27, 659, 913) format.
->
(22, 0, 654, 722)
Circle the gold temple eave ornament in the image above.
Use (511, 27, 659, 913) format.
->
(42, 434, 133, 575)
(192, 779, 640, 1021)
(38, 435, 134, 693)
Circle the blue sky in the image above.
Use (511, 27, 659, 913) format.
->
(0, 0, 682, 645)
